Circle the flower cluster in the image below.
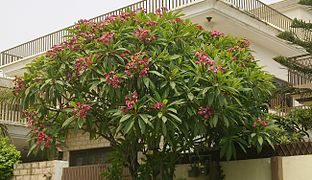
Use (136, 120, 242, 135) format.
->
(197, 106, 214, 119)
(13, 76, 25, 95)
(74, 56, 93, 76)
(119, 49, 130, 58)
(78, 32, 96, 40)
(210, 30, 224, 38)
(252, 117, 268, 128)
(46, 37, 82, 58)
(146, 21, 159, 26)
(227, 46, 245, 52)
(156, 7, 168, 15)
(104, 71, 121, 88)
(125, 54, 149, 77)
(195, 51, 215, 65)
(208, 65, 225, 73)
(98, 32, 114, 44)
(134, 28, 155, 42)
(240, 38, 250, 47)
(74, 102, 91, 118)
(74, 19, 95, 29)
(63, 37, 80, 51)
(120, 91, 139, 113)
(22, 111, 38, 128)
(153, 102, 166, 110)
(46, 44, 65, 58)
(35, 130, 51, 147)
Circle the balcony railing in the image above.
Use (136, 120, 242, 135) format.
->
(222, 0, 311, 41)
(0, 0, 200, 67)
(287, 54, 312, 87)
(274, 105, 310, 117)
(0, 102, 25, 125)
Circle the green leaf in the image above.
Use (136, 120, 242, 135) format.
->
(138, 118, 146, 134)
(258, 136, 263, 146)
(170, 54, 181, 60)
(143, 77, 150, 88)
(170, 81, 176, 90)
(157, 112, 163, 118)
(123, 118, 134, 134)
(139, 114, 153, 127)
(162, 116, 168, 123)
(212, 114, 218, 127)
(62, 116, 75, 128)
(120, 114, 132, 123)
(187, 92, 194, 101)
(167, 108, 177, 114)
(168, 113, 182, 123)
(149, 71, 165, 78)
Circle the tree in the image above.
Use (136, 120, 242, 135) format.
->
(14, 9, 274, 179)
(275, 0, 312, 75)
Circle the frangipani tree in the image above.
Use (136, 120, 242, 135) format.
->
(15, 9, 274, 179)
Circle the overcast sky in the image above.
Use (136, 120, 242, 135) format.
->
(0, 0, 282, 51)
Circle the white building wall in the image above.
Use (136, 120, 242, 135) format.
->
(251, 44, 288, 81)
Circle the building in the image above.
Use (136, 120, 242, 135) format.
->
(1, 0, 311, 179)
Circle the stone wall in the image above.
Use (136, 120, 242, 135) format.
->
(62, 131, 111, 161)
(12, 160, 68, 180)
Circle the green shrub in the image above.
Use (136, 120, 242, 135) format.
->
(0, 138, 21, 180)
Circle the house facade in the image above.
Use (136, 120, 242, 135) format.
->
(1, 0, 311, 179)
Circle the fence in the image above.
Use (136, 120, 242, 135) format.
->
(0, 102, 25, 125)
(62, 164, 131, 180)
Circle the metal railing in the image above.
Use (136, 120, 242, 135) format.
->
(274, 105, 310, 117)
(0, 102, 25, 125)
(287, 54, 312, 87)
(222, 0, 311, 41)
(0, 0, 200, 66)
(62, 164, 131, 180)
(288, 54, 312, 68)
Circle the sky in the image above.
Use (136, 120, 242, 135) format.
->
(0, 0, 282, 51)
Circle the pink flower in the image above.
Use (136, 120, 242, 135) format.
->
(13, 76, 25, 95)
(135, 28, 152, 41)
(195, 51, 215, 65)
(197, 106, 214, 119)
(123, 91, 139, 111)
(46, 44, 65, 58)
(120, 106, 129, 113)
(146, 21, 159, 26)
(153, 102, 166, 110)
(125, 53, 149, 78)
(98, 32, 114, 44)
(231, 57, 237, 61)
(252, 122, 257, 128)
(214, 65, 224, 73)
(261, 121, 268, 127)
(74, 102, 91, 118)
(35, 130, 51, 147)
(104, 71, 121, 88)
(240, 38, 250, 47)
(78, 32, 95, 40)
(74, 56, 93, 77)
(175, 18, 182, 22)
(210, 30, 224, 38)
